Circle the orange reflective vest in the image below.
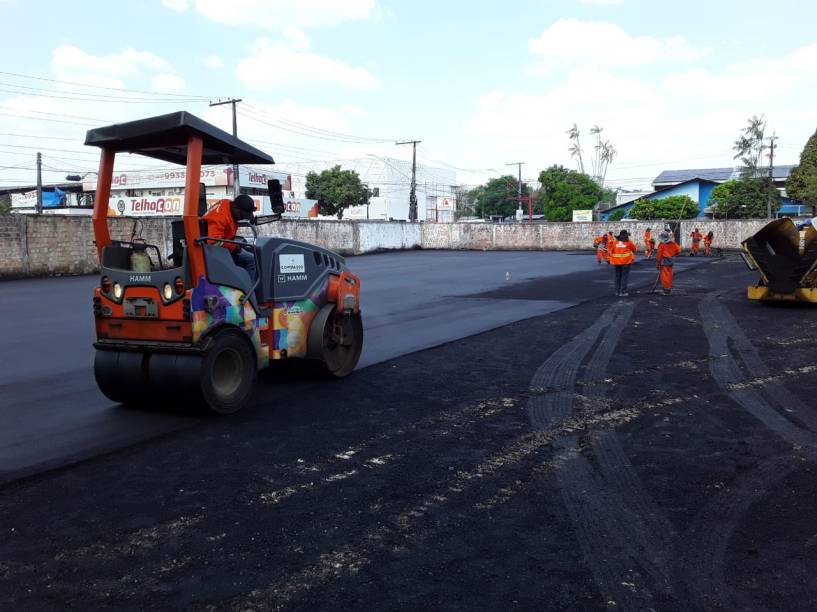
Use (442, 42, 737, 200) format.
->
(609, 240, 637, 265)
(202, 199, 239, 252)
(656, 241, 681, 264)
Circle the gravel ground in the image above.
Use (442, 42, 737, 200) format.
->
(2, 253, 816, 611)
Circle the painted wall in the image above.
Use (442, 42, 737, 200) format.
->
(0, 214, 773, 279)
(698, 182, 716, 211)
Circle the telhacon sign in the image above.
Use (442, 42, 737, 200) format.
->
(572, 209, 593, 222)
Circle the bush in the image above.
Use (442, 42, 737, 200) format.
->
(607, 208, 627, 221)
(628, 195, 698, 220)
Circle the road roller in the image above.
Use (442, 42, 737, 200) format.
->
(87, 112, 363, 414)
(741, 217, 817, 303)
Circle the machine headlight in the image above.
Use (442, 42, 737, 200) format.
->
(113, 283, 123, 299)
(163, 283, 173, 301)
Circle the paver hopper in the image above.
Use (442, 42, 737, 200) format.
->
(741, 217, 817, 303)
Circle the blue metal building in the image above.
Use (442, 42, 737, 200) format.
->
(600, 164, 803, 220)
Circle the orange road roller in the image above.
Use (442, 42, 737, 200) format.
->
(87, 112, 363, 413)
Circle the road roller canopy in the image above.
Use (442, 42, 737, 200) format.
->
(84, 111, 275, 165)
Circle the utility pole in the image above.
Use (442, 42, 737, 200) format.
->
(396, 140, 421, 221)
(506, 161, 525, 221)
(767, 133, 778, 219)
(210, 98, 243, 197)
(35, 152, 42, 214)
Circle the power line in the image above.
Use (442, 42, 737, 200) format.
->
(0, 69, 214, 99)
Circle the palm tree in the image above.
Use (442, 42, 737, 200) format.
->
(566, 123, 585, 173)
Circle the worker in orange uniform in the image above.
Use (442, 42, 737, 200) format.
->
(609, 229, 638, 296)
(689, 227, 703, 256)
(656, 230, 682, 294)
(644, 227, 653, 258)
(606, 231, 615, 264)
(593, 233, 607, 264)
(202, 194, 258, 281)
(703, 230, 714, 256)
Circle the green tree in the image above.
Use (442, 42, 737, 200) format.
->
(628, 195, 698, 220)
(538, 165, 605, 221)
(786, 129, 817, 213)
(710, 178, 779, 218)
(607, 208, 627, 221)
(473, 175, 529, 218)
(304, 165, 370, 219)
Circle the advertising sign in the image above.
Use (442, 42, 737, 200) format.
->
(238, 167, 292, 191)
(107, 194, 319, 218)
(10, 190, 38, 209)
(572, 209, 594, 222)
(87, 165, 234, 192)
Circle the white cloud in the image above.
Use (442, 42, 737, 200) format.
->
(204, 54, 224, 69)
(237, 36, 378, 89)
(193, 0, 377, 30)
(282, 26, 310, 51)
(528, 18, 709, 73)
(152, 73, 186, 92)
(52, 45, 176, 88)
(462, 36, 817, 190)
(161, 0, 190, 10)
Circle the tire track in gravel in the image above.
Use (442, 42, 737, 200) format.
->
(677, 454, 799, 611)
(254, 396, 516, 508)
(527, 300, 677, 609)
(699, 295, 817, 450)
(230, 325, 691, 612)
(681, 294, 817, 609)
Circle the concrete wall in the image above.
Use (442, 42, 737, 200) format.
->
(0, 214, 774, 278)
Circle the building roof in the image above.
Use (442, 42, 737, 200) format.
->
(0, 182, 83, 196)
(84, 111, 275, 165)
(653, 164, 797, 186)
(602, 177, 717, 214)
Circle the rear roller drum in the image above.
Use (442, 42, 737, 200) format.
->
(308, 305, 363, 378)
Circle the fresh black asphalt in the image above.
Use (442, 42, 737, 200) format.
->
(0, 250, 705, 483)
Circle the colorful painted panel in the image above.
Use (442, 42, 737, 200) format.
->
(191, 276, 269, 369)
(272, 278, 328, 359)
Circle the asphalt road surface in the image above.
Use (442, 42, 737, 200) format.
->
(4, 254, 817, 610)
(0, 250, 704, 483)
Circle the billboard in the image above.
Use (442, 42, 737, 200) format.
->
(572, 209, 594, 222)
(107, 194, 319, 219)
(11, 189, 71, 209)
(238, 167, 291, 191)
(85, 165, 235, 191)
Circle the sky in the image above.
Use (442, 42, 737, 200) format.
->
(1, 0, 816, 193)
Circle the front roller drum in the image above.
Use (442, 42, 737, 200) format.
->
(94, 330, 257, 414)
(308, 305, 364, 378)
(94, 350, 149, 405)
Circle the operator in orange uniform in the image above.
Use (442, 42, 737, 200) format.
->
(644, 227, 653, 258)
(656, 230, 682, 295)
(703, 230, 714, 256)
(689, 227, 703, 256)
(202, 194, 258, 282)
(593, 233, 607, 264)
(609, 229, 638, 296)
